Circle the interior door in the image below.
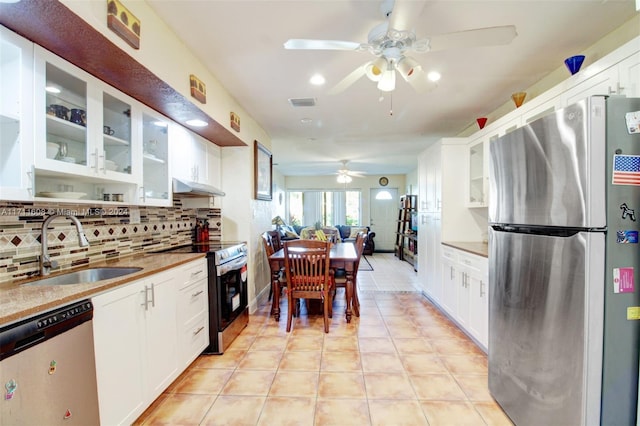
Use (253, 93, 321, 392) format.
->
(369, 187, 398, 251)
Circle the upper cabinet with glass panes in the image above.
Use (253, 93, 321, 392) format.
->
(32, 45, 142, 202)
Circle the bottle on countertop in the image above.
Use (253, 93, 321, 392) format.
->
(194, 220, 202, 243)
(203, 220, 210, 241)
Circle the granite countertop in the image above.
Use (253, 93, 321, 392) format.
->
(442, 241, 489, 258)
(0, 252, 206, 327)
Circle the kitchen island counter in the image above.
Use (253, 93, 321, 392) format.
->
(0, 252, 206, 327)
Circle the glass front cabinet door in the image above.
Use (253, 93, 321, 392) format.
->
(0, 26, 34, 201)
(140, 111, 170, 206)
(466, 139, 488, 208)
(33, 45, 140, 201)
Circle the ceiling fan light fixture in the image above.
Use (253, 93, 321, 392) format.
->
(396, 56, 421, 81)
(427, 71, 441, 82)
(377, 67, 396, 92)
(365, 57, 387, 82)
(337, 174, 353, 184)
(309, 73, 325, 85)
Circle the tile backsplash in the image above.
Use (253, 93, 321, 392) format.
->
(0, 197, 221, 284)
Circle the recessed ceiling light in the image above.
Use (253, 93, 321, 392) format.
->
(427, 71, 441, 82)
(153, 121, 168, 128)
(309, 74, 325, 86)
(185, 119, 208, 127)
(300, 118, 312, 124)
(45, 86, 61, 94)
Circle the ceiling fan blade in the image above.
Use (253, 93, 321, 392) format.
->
(327, 63, 368, 95)
(388, 0, 427, 32)
(284, 39, 362, 50)
(427, 25, 517, 52)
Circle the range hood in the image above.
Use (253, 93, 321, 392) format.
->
(172, 178, 225, 197)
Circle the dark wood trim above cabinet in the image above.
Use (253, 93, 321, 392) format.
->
(0, 0, 245, 147)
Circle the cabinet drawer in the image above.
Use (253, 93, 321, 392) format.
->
(178, 279, 207, 324)
(178, 259, 207, 290)
(441, 245, 458, 262)
(458, 252, 484, 273)
(180, 311, 208, 366)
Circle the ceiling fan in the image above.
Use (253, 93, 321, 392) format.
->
(284, 0, 517, 94)
(336, 160, 365, 183)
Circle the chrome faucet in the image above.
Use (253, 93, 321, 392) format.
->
(40, 214, 90, 276)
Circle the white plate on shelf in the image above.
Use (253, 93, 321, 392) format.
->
(37, 192, 87, 199)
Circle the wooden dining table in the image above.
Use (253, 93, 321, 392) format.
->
(269, 242, 359, 323)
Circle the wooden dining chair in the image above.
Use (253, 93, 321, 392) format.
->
(283, 239, 333, 333)
(262, 231, 286, 304)
(333, 231, 367, 316)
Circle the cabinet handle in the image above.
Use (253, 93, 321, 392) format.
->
(100, 150, 106, 174)
(140, 288, 149, 311)
(191, 270, 204, 277)
(450, 266, 454, 280)
(192, 290, 204, 298)
(480, 280, 485, 298)
(193, 326, 205, 336)
(91, 148, 99, 171)
(26, 166, 34, 195)
(139, 186, 146, 203)
(150, 283, 156, 308)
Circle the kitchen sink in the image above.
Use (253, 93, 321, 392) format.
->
(24, 267, 143, 286)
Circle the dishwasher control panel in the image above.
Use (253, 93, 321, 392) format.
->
(37, 301, 92, 329)
(0, 299, 93, 360)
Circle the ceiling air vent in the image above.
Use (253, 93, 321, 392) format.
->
(288, 98, 317, 107)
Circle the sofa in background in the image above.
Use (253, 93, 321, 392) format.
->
(285, 225, 375, 255)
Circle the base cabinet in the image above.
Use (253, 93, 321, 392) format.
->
(92, 258, 207, 425)
(440, 245, 488, 351)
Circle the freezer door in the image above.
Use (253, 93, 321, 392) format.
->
(489, 96, 606, 228)
(488, 228, 604, 426)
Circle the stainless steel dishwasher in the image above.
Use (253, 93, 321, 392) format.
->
(0, 299, 100, 425)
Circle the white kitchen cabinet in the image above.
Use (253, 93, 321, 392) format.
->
(439, 245, 489, 351)
(139, 110, 171, 206)
(170, 124, 208, 184)
(618, 51, 640, 97)
(562, 66, 619, 106)
(33, 45, 142, 202)
(176, 259, 209, 368)
(92, 267, 179, 426)
(440, 246, 458, 318)
(459, 251, 489, 350)
(466, 139, 487, 208)
(0, 26, 34, 201)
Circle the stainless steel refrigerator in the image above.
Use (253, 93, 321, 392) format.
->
(488, 95, 640, 426)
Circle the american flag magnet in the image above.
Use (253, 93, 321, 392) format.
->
(613, 154, 640, 186)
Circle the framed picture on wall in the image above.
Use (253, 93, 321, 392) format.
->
(254, 140, 272, 201)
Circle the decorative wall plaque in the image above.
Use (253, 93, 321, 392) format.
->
(189, 74, 207, 104)
(230, 112, 241, 132)
(107, 0, 141, 49)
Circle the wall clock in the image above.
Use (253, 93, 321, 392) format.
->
(379, 177, 389, 186)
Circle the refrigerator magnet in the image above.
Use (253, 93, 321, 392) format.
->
(613, 267, 635, 293)
(4, 379, 17, 400)
(627, 307, 640, 320)
(624, 111, 640, 134)
(616, 230, 638, 243)
(620, 203, 637, 221)
(612, 155, 640, 186)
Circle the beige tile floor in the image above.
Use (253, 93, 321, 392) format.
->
(135, 253, 512, 426)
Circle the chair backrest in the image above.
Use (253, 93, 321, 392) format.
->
(283, 239, 332, 293)
(322, 228, 339, 244)
(266, 230, 283, 252)
(353, 231, 368, 269)
(261, 232, 275, 257)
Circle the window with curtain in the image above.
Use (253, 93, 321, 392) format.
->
(287, 190, 360, 226)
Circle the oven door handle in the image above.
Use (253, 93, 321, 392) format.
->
(218, 257, 247, 276)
